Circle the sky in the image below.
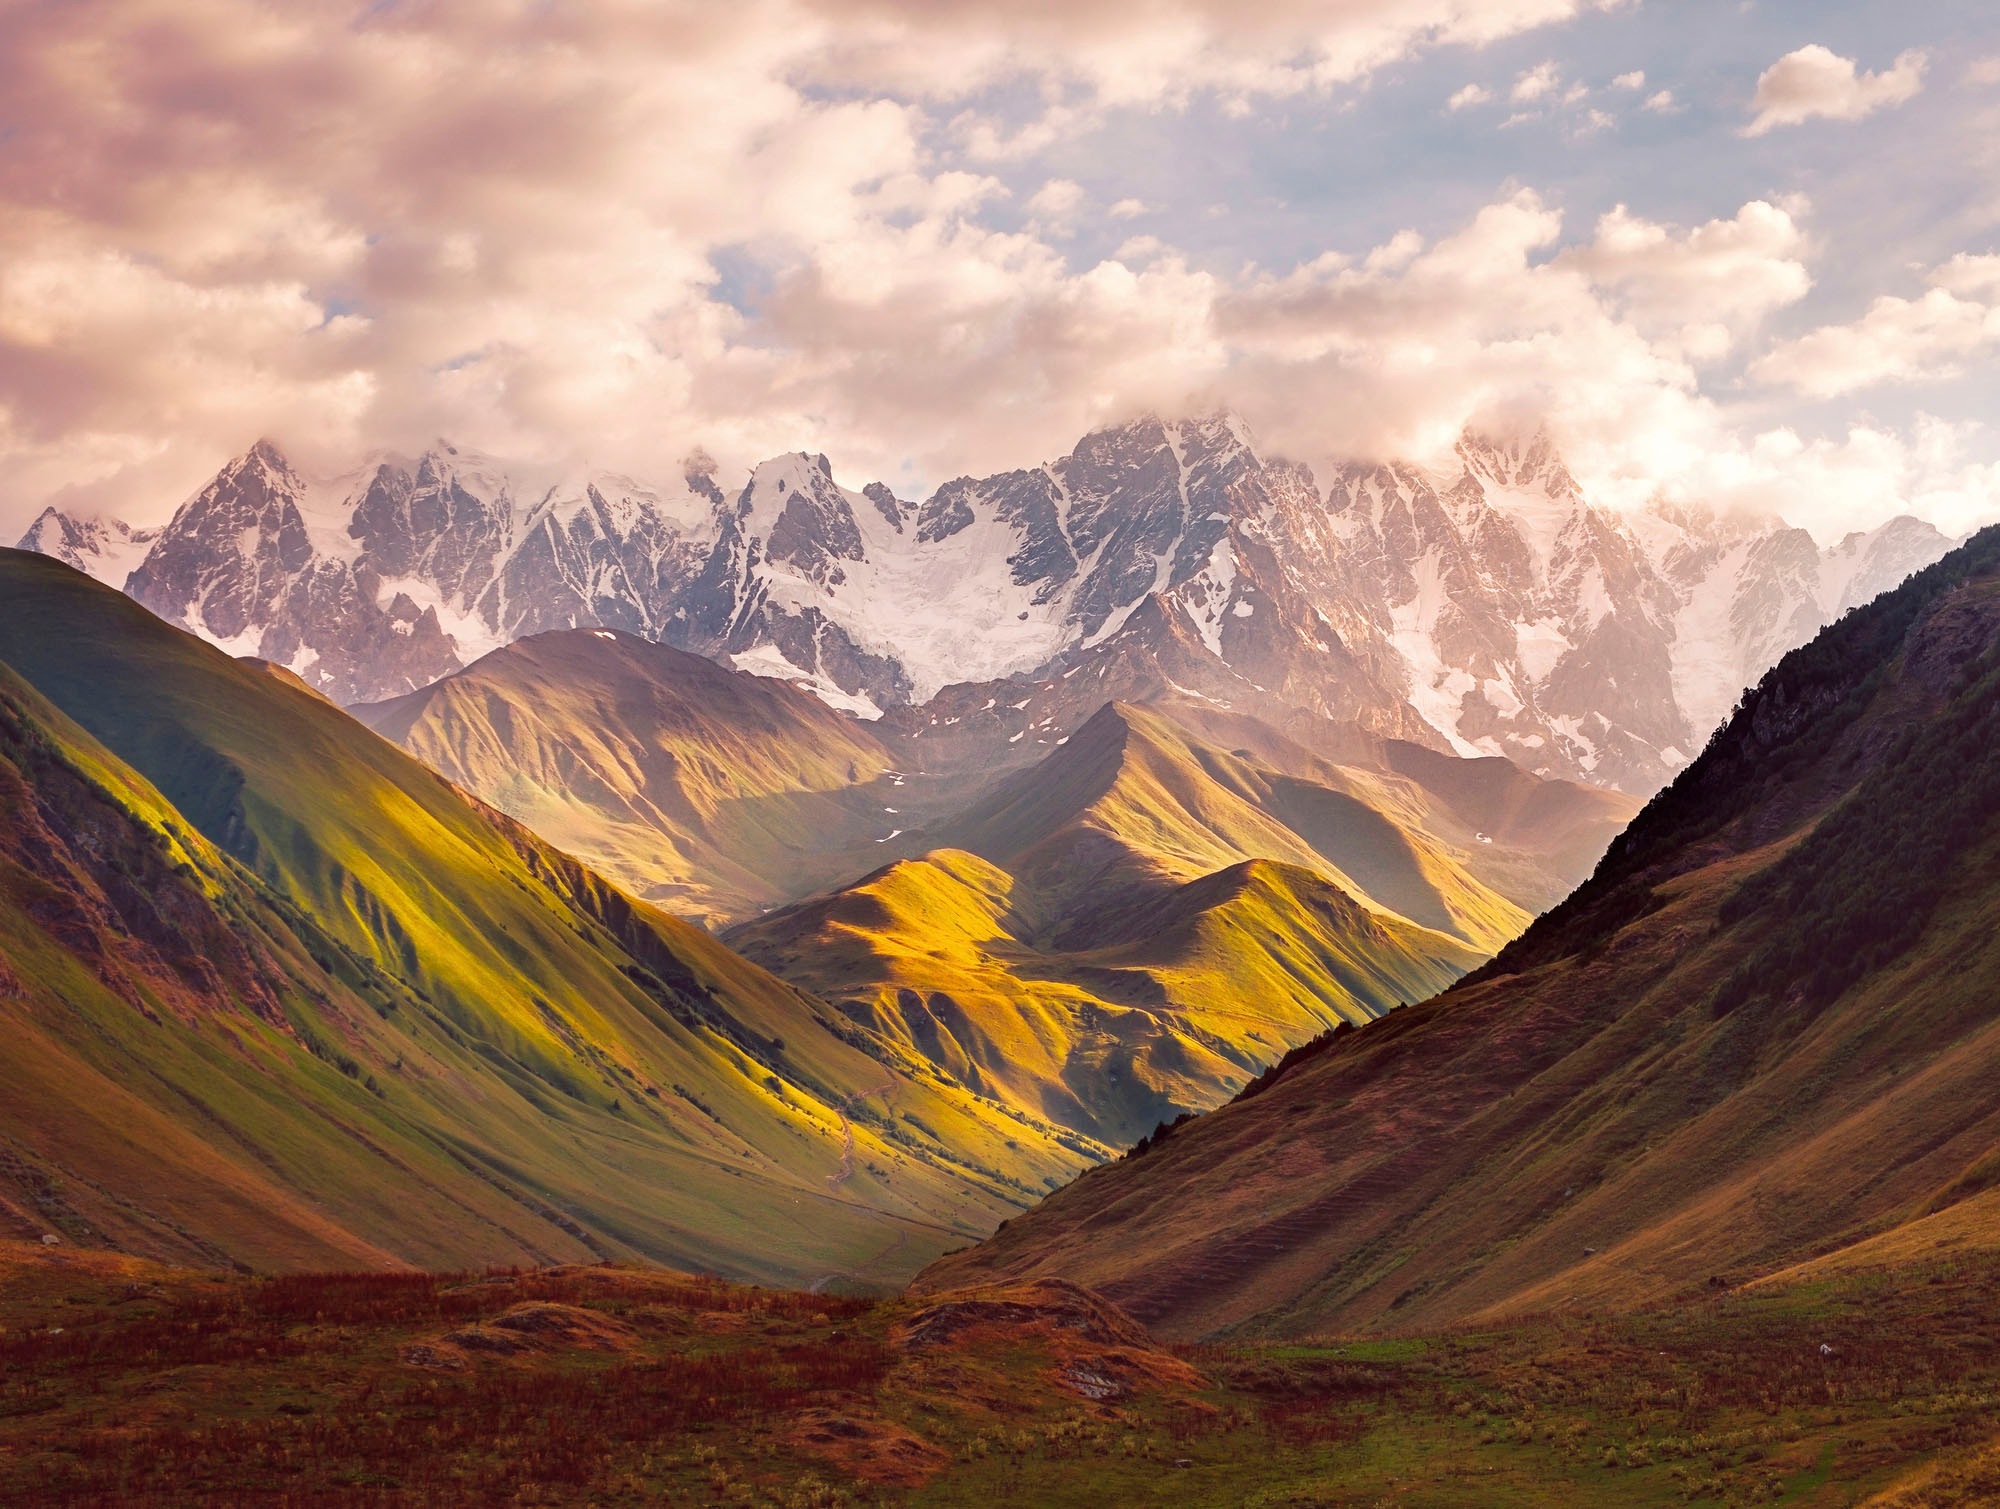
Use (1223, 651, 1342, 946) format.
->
(2, 0, 1998, 542)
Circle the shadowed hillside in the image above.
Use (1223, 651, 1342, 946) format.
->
(356, 631, 943, 926)
(919, 527, 2000, 1339)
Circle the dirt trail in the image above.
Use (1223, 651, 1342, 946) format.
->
(826, 1077, 897, 1194)
(805, 1078, 906, 1296)
(808, 1227, 908, 1296)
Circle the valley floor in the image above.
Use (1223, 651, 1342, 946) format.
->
(2, 1241, 1996, 1506)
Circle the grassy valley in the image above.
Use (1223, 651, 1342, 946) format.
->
(0, 550, 1093, 1286)
(360, 632, 1626, 1156)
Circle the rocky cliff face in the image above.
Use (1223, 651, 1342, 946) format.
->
(21, 418, 1954, 795)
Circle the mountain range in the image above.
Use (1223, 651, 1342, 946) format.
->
(10, 443, 2000, 1502)
(0, 548, 1590, 1280)
(20, 418, 1953, 796)
(921, 524, 2000, 1339)
(348, 626, 1635, 1145)
(9, 524, 2000, 1506)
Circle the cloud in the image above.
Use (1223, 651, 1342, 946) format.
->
(1612, 70, 1645, 90)
(1743, 45, 1928, 136)
(1557, 200, 1811, 361)
(0, 0, 1989, 552)
(1512, 61, 1561, 103)
(1750, 260, 2000, 398)
(803, 0, 1631, 108)
(1933, 253, 2000, 298)
(1025, 178, 1087, 235)
(1967, 57, 2000, 88)
(1644, 88, 1676, 112)
(0, 0, 1645, 527)
(1665, 417, 2000, 542)
(1447, 83, 1493, 110)
(1108, 198, 1153, 220)
(1208, 194, 1817, 478)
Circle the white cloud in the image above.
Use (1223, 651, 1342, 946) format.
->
(1108, 198, 1153, 220)
(1612, 70, 1645, 90)
(1743, 45, 1928, 137)
(1750, 264, 2000, 398)
(1512, 61, 1561, 103)
(1665, 417, 2000, 542)
(805, 0, 1633, 108)
(1967, 57, 2000, 87)
(1447, 83, 1493, 110)
(1208, 194, 1816, 491)
(1644, 88, 1676, 112)
(1557, 200, 1811, 361)
(1934, 253, 2000, 298)
(1026, 178, 1087, 234)
(0, 0, 1989, 551)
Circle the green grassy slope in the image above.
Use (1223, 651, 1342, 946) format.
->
(919, 527, 2000, 1338)
(356, 631, 944, 926)
(0, 550, 1089, 1283)
(732, 849, 1476, 1146)
(1143, 698, 1641, 916)
(731, 705, 1488, 1147)
(938, 701, 1530, 952)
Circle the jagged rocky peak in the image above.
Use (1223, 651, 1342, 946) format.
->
(739, 452, 867, 587)
(12, 416, 1963, 797)
(1454, 423, 1580, 499)
(860, 480, 911, 532)
(15, 507, 158, 581)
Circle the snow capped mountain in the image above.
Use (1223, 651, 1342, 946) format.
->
(78, 439, 718, 703)
(16, 507, 159, 582)
(18, 418, 1954, 795)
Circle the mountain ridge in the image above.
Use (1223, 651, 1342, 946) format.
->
(914, 524, 2000, 1339)
(0, 548, 1102, 1283)
(725, 701, 1497, 1146)
(352, 628, 911, 926)
(20, 416, 1953, 795)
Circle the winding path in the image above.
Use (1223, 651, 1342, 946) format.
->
(826, 1076, 898, 1193)
(806, 1076, 902, 1295)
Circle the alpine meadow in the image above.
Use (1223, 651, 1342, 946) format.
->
(4, 2, 2000, 1505)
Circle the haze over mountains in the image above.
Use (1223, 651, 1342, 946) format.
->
(21, 416, 1952, 797)
(923, 525, 2000, 1339)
